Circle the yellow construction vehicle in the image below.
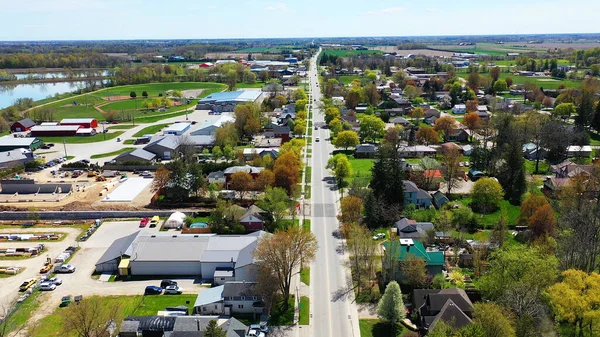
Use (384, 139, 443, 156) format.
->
(87, 171, 98, 178)
(96, 175, 107, 182)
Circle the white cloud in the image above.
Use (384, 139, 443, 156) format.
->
(265, 3, 288, 12)
(367, 7, 405, 15)
(425, 8, 437, 13)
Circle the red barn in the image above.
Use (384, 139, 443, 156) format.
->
(60, 118, 98, 128)
(10, 118, 36, 132)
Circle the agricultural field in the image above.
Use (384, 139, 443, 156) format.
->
(39, 131, 124, 144)
(430, 42, 543, 56)
(456, 72, 581, 90)
(321, 49, 382, 57)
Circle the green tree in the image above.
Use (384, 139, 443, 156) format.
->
(472, 303, 516, 337)
(211, 146, 223, 159)
(328, 118, 343, 135)
(292, 88, 308, 101)
(490, 66, 502, 82)
(327, 154, 352, 186)
(324, 106, 340, 124)
(294, 118, 306, 136)
(497, 139, 526, 205)
(359, 115, 385, 143)
(258, 187, 291, 231)
(142, 90, 148, 98)
(129, 91, 137, 98)
(346, 86, 362, 109)
(204, 320, 227, 337)
(333, 130, 360, 150)
(577, 86, 596, 129)
(403, 85, 419, 100)
(471, 178, 504, 213)
(493, 79, 508, 93)
(377, 281, 406, 324)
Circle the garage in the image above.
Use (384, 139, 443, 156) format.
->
(94, 231, 140, 273)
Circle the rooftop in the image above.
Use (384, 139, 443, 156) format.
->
(30, 125, 81, 132)
(163, 123, 191, 133)
(60, 118, 96, 123)
(0, 136, 40, 147)
(199, 90, 261, 104)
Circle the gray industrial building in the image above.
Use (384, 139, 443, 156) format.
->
(0, 180, 72, 194)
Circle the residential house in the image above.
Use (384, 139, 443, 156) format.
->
(223, 165, 264, 181)
(446, 128, 470, 142)
(280, 104, 296, 119)
(452, 104, 467, 114)
(390, 116, 410, 127)
(424, 116, 438, 125)
(543, 177, 571, 195)
(567, 145, 592, 158)
(468, 169, 485, 181)
(113, 148, 156, 164)
(385, 108, 407, 116)
(207, 171, 226, 184)
(238, 205, 265, 232)
(355, 144, 377, 158)
(399, 145, 437, 158)
(522, 142, 546, 160)
(383, 238, 444, 280)
(424, 109, 441, 119)
(404, 180, 432, 208)
(552, 160, 594, 178)
(143, 136, 180, 160)
(413, 288, 475, 331)
(255, 137, 282, 148)
(431, 191, 450, 209)
(119, 316, 248, 337)
(10, 118, 36, 133)
(439, 142, 463, 155)
(193, 282, 264, 316)
(266, 125, 291, 143)
(394, 217, 435, 240)
(477, 105, 490, 119)
(462, 144, 473, 156)
(242, 148, 279, 161)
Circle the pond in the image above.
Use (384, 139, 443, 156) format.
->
(13, 70, 110, 80)
(0, 80, 107, 109)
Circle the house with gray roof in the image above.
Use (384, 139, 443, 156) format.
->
(404, 180, 432, 208)
(355, 144, 377, 158)
(207, 171, 226, 184)
(114, 148, 156, 164)
(390, 116, 410, 127)
(413, 288, 475, 331)
(143, 135, 180, 160)
(193, 282, 264, 316)
(0, 148, 34, 169)
(224, 165, 264, 181)
(119, 316, 247, 337)
(394, 217, 435, 240)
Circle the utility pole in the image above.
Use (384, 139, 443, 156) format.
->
(62, 139, 67, 158)
(102, 123, 105, 140)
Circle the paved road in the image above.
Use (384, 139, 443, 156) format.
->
(309, 50, 360, 337)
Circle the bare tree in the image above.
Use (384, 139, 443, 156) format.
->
(347, 223, 378, 297)
(440, 147, 462, 195)
(60, 296, 123, 337)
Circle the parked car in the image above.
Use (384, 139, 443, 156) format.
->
(149, 216, 160, 228)
(56, 264, 76, 273)
(49, 277, 63, 285)
(60, 295, 72, 307)
(19, 278, 37, 291)
(164, 286, 183, 295)
(372, 233, 386, 240)
(315, 137, 320, 142)
(80, 159, 90, 164)
(144, 286, 163, 295)
(246, 329, 266, 337)
(160, 280, 177, 288)
(141, 171, 152, 177)
(39, 282, 56, 291)
(40, 263, 54, 274)
(250, 323, 269, 334)
(47, 143, 55, 148)
(139, 217, 149, 228)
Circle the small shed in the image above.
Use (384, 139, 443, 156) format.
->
(164, 212, 187, 229)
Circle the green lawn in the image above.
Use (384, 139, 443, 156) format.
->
(300, 267, 310, 285)
(302, 219, 311, 231)
(590, 131, 600, 146)
(299, 297, 310, 325)
(90, 147, 135, 159)
(34, 294, 198, 337)
(97, 82, 225, 98)
(359, 319, 405, 337)
(107, 124, 136, 130)
(348, 158, 375, 182)
(457, 72, 581, 90)
(524, 159, 550, 175)
(339, 75, 363, 84)
(0, 291, 42, 335)
(305, 166, 312, 183)
(132, 123, 171, 137)
(236, 82, 266, 89)
(123, 139, 136, 145)
(458, 198, 521, 228)
(305, 185, 311, 199)
(39, 131, 124, 144)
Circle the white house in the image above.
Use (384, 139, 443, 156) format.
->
(452, 104, 467, 114)
(193, 282, 264, 316)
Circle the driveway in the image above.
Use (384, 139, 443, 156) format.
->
(0, 227, 81, 306)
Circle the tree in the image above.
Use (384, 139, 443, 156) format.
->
(523, 81, 537, 103)
(392, 70, 406, 84)
(479, 245, 558, 300)
(347, 223, 378, 296)
(490, 66, 501, 82)
(328, 118, 343, 135)
(505, 77, 513, 87)
(130, 91, 136, 98)
(294, 119, 306, 136)
(254, 227, 318, 309)
(578, 86, 596, 130)
(403, 85, 419, 100)
(547, 269, 600, 337)
(471, 178, 504, 213)
(493, 79, 508, 93)
(440, 147, 462, 195)
(339, 196, 363, 225)
(466, 99, 478, 113)
(255, 169, 275, 191)
(60, 296, 123, 337)
(359, 115, 385, 143)
(234, 103, 261, 138)
(327, 154, 352, 186)
(363, 83, 380, 106)
(225, 69, 237, 91)
(324, 106, 340, 124)
(415, 125, 439, 145)
(472, 303, 516, 337)
(410, 107, 424, 126)
(258, 187, 290, 231)
(204, 320, 227, 337)
(333, 130, 360, 150)
(151, 167, 171, 193)
(377, 281, 406, 324)
(528, 204, 556, 239)
(292, 88, 307, 101)
(463, 112, 481, 140)
(273, 151, 301, 195)
(449, 82, 463, 106)
(490, 214, 508, 248)
(400, 255, 428, 289)
(142, 90, 148, 98)
(434, 115, 456, 142)
(214, 122, 239, 147)
(228, 172, 253, 200)
(366, 146, 405, 228)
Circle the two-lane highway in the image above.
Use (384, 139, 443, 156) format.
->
(309, 50, 360, 337)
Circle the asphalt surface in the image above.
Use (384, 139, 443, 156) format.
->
(308, 50, 360, 337)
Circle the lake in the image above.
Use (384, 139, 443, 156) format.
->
(14, 70, 110, 80)
(0, 80, 106, 109)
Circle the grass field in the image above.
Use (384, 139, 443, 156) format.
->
(458, 198, 521, 228)
(525, 159, 550, 175)
(123, 139, 136, 145)
(107, 124, 136, 129)
(456, 71, 581, 90)
(39, 131, 124, 144)
(235, 47, 287, 53)
(300, 267, 310, 285)
(0, 291, 42, 334)
(132, 123, 171, 137)
(321, 49, 382, 57)
(236, 82, 266, 89)
(90, 147, 135, 159)
(33, 82, 226, 122)
(305, 166, 312, 183)
(339, 75, 363, 84)
(348, 158, 375, 182)
(359, 319, 405, 337)
(302, 219, 311, 231)
(299, 297, 310, 325)
(34, 294, 198, 337)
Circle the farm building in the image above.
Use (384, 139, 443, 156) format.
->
(10, 119, 36, 133)
(0, 180, 72, 194)
(30, 125, 81, 137)
(163, 122, 191, 136)
(75, 128, 96, 136)
(0, 136, 43, 152)
(59, 118, 98, 128)
(95, 231, 268, 280)
(196, 90, 262, 112)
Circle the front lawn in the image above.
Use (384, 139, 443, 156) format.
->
(132, 123, 171, 137)
(299, 296, 310, 325)
(458, 198, 521, 228)
(90, 147, 135, 159)
(524, 159, 550, 175)
(300, 267, 310, 285)
(268, 296, 295, 326)
(305, 166, 312, 183)
(0, 291, 42, 334)
(348, 158, 375, 182)
(359, 319, 405, 337)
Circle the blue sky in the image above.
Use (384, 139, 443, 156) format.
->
(2, 0, 599, 40)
